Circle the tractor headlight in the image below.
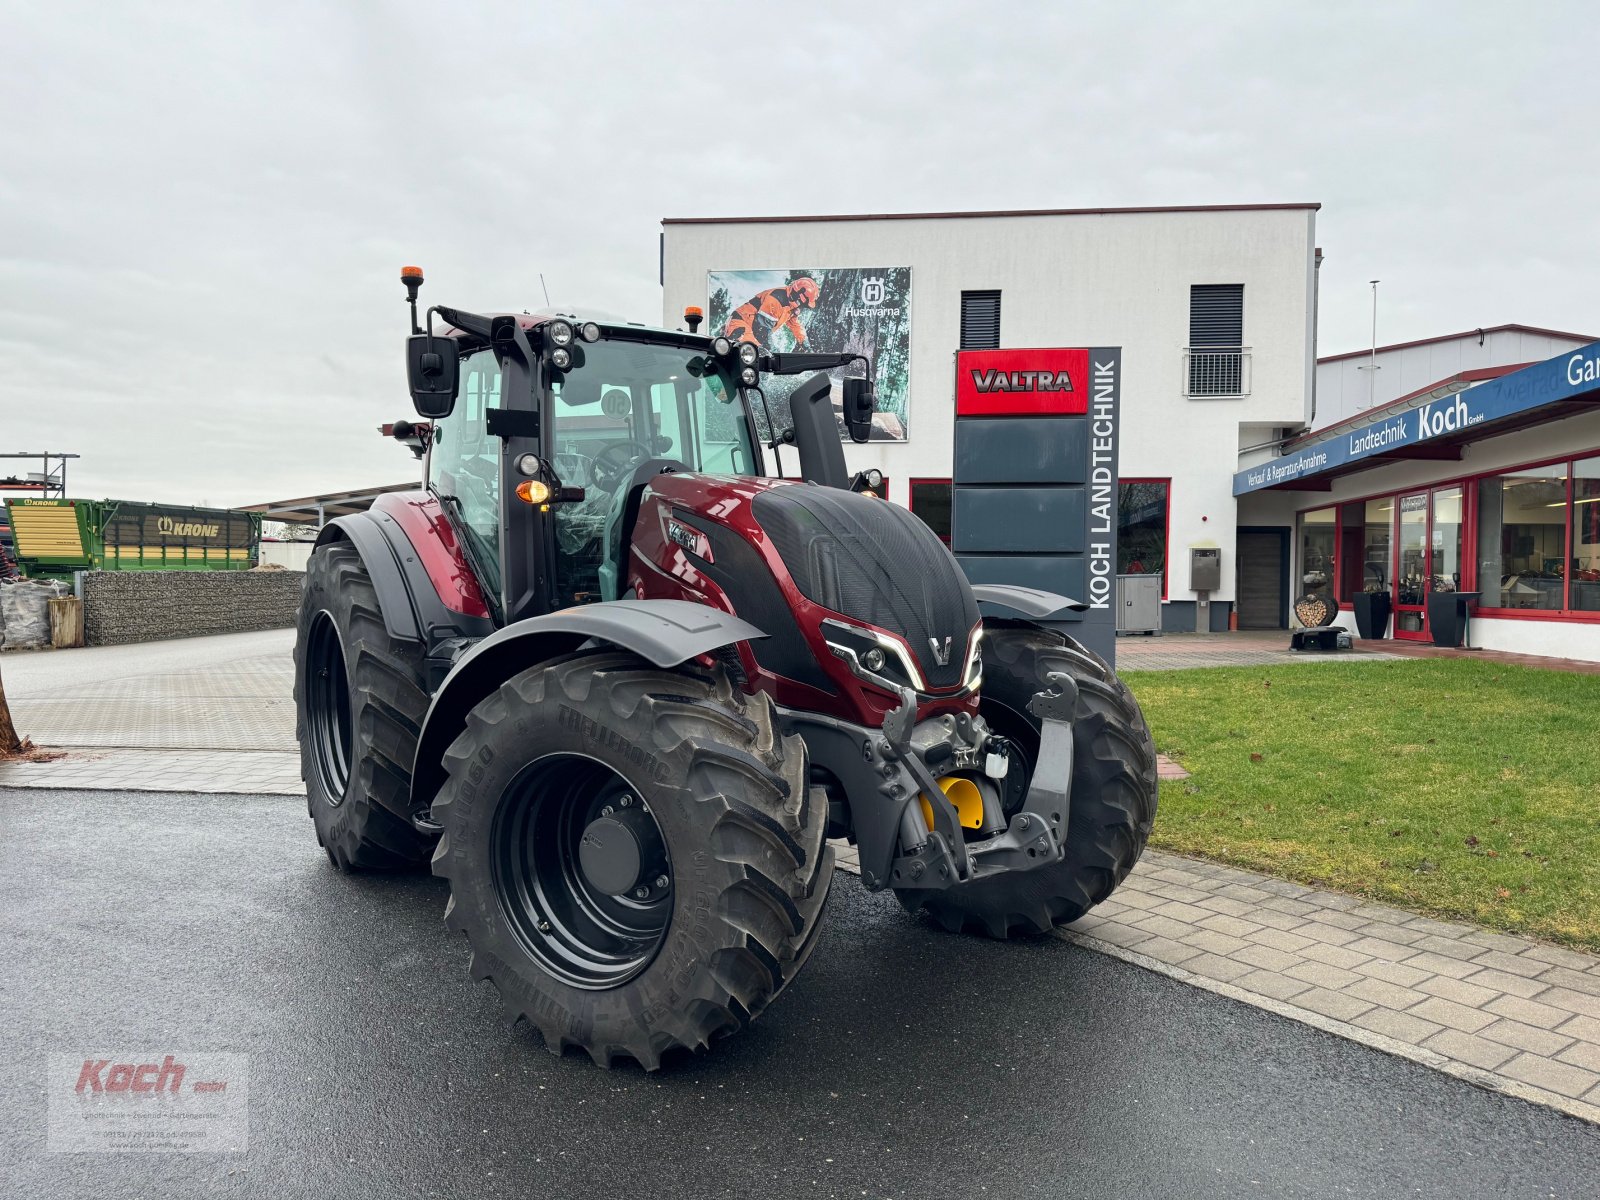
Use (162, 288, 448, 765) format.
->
(547, 320, 575, 348)
(739, 366, 758, 387)
(737, 342, 759, 367)
(711, 335, 733, 357)
(551, 347, 572, 369)
(580, 322, 602, 343)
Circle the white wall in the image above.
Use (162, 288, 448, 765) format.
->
(259, 541, 312, 570)
(662, 207, 1317, 604)
(1316, 328, 1593, 429)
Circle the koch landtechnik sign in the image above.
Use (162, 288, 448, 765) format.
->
(1233, 340, 1600, 495)
(951, 347, 1121, 664)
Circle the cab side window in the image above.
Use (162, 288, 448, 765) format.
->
(429, 349, 503, 597)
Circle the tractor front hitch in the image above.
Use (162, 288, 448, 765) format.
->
(777, 671, 1079, 894)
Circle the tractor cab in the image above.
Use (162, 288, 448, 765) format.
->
(400, 267, 875, 624)
(427, 323, 762, 609)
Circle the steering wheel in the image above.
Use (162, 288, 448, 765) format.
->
(590, 440, 657, 491)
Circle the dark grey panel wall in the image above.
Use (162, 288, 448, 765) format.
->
(951, 488, 1085, 553)
(955, 555, 1087, 603)
(954, 419, 1089, 485)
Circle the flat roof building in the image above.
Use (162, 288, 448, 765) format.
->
(662, 203, 1321, 635)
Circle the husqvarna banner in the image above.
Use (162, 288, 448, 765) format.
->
(707, 267, 912, 442)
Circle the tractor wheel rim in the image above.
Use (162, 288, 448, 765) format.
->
(305, 610, 353, 803)
(491, 753, 672, 991)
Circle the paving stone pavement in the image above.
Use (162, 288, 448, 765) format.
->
(0, 631, 300, 793)
(1116, 630, 1404, 671)
(10, 631, 1600, 1125)
(831, 846, 1600, 1122)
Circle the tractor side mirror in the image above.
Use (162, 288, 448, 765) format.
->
(407, 334, 460, 419)
(842, 376, 875, 444)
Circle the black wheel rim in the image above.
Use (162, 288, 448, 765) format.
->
(305, 610, 353, 802)
(979, 696, 1039, 821)
(491, 754, 672, 990)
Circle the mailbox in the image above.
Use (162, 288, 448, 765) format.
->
(1190, 547, 1222, 592)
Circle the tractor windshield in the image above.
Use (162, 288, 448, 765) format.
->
(550, 336, 759, 602)
(550, 338, 756, 482)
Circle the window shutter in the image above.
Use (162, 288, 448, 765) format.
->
(960, 291, 1001, 350)
(1189, 284, 1244, 346)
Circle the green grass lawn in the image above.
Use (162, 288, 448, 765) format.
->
(1123, 658, 1600, 948)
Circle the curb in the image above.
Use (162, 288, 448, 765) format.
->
(833, 852, 1600, 1129)
(1057, 927, 1600, 1129)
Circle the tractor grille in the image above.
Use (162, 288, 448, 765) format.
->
(752, 486, 979, 691)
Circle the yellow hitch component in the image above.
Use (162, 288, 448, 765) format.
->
(921, 775, 985, 831)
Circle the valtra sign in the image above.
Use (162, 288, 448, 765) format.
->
(956, 348, 1090, 417)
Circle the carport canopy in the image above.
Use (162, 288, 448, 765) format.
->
(241, 481, 422, 525)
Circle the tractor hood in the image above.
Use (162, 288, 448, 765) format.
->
(748, 484, 980, 691)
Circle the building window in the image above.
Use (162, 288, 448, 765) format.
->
(909, 478, 951, 543)
(1299, 507, 1337, 602)
(1575, 456, 1600, 612)
(1477, 467, 1568, 610)
(1432, 486, 1465, 595)
(1118, 480, 1169, 593)
(1187, 284, 1247, 397)
(1330, 497, 1394, 602)
(959, 291, 1001, 350)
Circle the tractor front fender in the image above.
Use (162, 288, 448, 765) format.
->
(970, 583, 1088, 621)
(409, 600, 766, 813)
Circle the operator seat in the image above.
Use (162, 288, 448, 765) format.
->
(598, 458, 682, 601)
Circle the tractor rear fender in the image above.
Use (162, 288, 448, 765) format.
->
(409, 600, 766, 812)
(314, 509, 492, 648)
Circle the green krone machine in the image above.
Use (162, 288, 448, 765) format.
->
(4, 498, 260, 580)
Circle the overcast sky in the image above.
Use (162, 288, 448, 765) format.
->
(4, 2, 1596, 507)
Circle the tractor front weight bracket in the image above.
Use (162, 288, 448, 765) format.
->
(779, 674, 1079, 894)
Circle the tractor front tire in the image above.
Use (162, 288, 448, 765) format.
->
(431, 652, 832, 1069)
(294, 540, 436, 871)
(897, 624, 1157, 937)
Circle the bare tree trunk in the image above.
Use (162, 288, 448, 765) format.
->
(0, 660, 23, 756)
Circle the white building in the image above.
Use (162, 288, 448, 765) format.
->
(661, 203, 1321, 632)
(1238, 332, 1600, 659)
(1316, 324, 1594, 426)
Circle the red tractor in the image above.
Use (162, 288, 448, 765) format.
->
(294, 268, 1157, 1068)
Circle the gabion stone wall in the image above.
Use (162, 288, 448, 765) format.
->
(83, 570, 304, 646)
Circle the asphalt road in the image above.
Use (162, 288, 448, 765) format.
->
(5, 789, 1598, 1199)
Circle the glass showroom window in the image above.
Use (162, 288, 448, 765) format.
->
(909, 479, 952, 544)
(1118, 481, 1169, 581)
(1299, 507, 1336, 602)
(1432, 486, 1465, 594)
(1572, 456, 1600, 612)
(1333, 497, 1397, 603)
(1477, 467, 1568, 610)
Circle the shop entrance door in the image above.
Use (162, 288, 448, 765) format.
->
(1394, 493, 1429, 639)
(1391, 487, 1466, 641)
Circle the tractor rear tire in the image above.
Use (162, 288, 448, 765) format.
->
(294, 541, 436, 871)
(896, 624, 1157, 937)
(431, 652, 832, 1069)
